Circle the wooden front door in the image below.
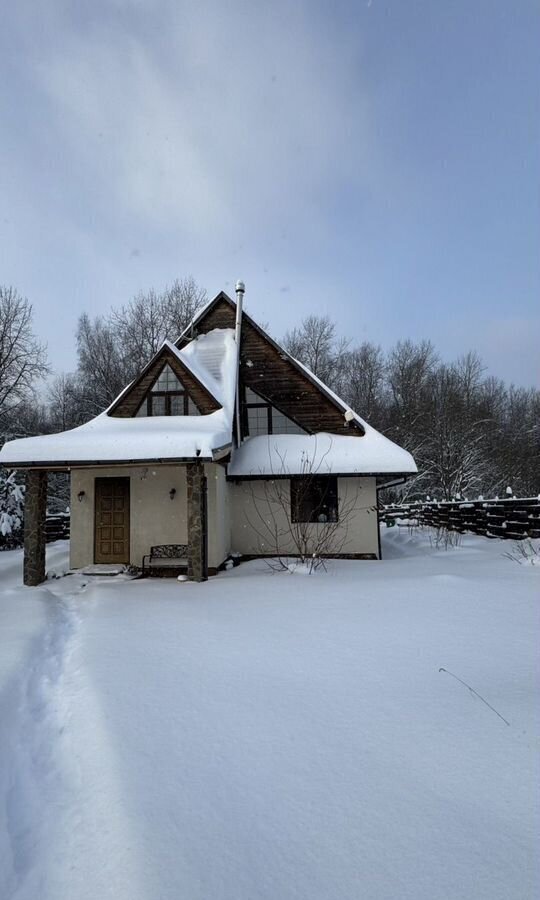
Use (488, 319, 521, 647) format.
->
(94, 477, 130, 564)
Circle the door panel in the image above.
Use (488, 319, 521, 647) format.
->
(94, 477, 130, 564)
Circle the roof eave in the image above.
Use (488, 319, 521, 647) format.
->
(0, 456, 216, 470)
(226, 469, 417, 481)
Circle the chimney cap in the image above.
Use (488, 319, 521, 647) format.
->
(235, 280, 245, 294)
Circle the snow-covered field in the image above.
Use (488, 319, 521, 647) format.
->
(1, 530, 538, 900)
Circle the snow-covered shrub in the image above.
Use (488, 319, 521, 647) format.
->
(0, 470, 25, 549)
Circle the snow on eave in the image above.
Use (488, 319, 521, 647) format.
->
(0, 331, 238, 468)
(227, 432, 418, 479)
(0, 410, 234, 467)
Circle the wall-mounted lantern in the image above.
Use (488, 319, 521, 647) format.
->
(169, 488, 177, 500)
(77, 490, 86, 502)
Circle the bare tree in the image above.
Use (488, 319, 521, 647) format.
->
(283, 314, 348, 388)
(339, 342, 385, 421)
(0, 287, 48, 429)
(243, 441, 375, 571)
(75, 313, 126, 417)
(386, 339, 438, 423)
(47, 372, 86, 432)
(111, 276, 206, 379)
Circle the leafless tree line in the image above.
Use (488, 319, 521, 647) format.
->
(282, 316, 540, 499)
(0, 286, 538, 500)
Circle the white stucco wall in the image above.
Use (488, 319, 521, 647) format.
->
(70, 467, 376, 570)
(70, 463, 231, 571)
(229, 476, 379, 558)
(70, 465, 188, 569)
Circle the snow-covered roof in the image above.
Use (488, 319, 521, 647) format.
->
(228, 430, 417, 478)
(0, 329, 237, 467)
(0, 304, 417, 478)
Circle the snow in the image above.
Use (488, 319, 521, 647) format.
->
(228, 429, 417, 476)
(80, 564, 126, 575)
(0, 330, 237, 466)
(165, 328, 237, 411)
(1, 531, 538, 899)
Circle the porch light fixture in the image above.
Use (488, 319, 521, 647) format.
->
(77, 490, 86, 502)
(169, 488, 177, 500)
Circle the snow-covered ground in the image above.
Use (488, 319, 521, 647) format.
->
(0, 530, 538, 900)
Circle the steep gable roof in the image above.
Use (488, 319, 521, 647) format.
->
(0, 330, 236, 467)
(108, 341, 222, 418)
(177, 293, 365, 437)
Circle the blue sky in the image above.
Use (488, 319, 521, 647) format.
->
(1, 0, 539, 386)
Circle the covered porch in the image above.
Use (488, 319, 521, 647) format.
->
(22, 461, 213, 586)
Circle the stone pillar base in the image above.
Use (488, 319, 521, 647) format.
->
(23, 470, 47, 586)
(187, 462, 208, 582)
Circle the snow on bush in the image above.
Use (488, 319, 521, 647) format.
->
(0, 470, 25, 549)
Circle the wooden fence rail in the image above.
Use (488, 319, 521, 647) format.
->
(380, 497, 540, 541)
(45, 513, 70, 543)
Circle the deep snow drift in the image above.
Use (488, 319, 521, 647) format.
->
(0, 530, 538, 900)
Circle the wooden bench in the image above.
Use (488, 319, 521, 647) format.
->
(142, 544, 189, 577)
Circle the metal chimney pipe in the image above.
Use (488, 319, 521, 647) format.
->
(234, 281, 245, 446)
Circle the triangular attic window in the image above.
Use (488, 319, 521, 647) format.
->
(242, 387, 305, 436)
(135, 363, 201, 417)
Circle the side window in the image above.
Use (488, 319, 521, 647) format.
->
(135, 363, 201, 417)
(290, 476, 338, 523)
(242, 387, 305, 436)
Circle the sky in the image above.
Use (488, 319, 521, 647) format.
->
(1, 0, 539, 388)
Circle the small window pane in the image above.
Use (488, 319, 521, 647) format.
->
(247, 406, 269, 435)
(151, 395, 166, 416)
(152, 364, 183, 392)
(290, 476, 338, 523)
(188, 397, 200, 416)
(135, 400, 148, 417)
(271, 408, 305, 434)
(245, 387, 264, 403)
(169, 394, 185, 415)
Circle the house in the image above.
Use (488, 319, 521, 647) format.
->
(0, 285, 416, 585)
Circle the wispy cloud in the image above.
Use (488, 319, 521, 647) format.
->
(28, 2, 375, 246)
(1, 1, 538, 387)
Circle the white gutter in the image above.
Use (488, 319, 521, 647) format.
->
(234, 280, 245, 446)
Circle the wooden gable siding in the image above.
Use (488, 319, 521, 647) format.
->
(108, 347, 221, 418)
(179, 295, 363, 437)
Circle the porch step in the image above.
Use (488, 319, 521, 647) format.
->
(81, 564, 126, 576)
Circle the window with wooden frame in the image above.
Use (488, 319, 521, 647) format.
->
(135, 364, 201, 417)
(290, 476, 339, 523)
(241, 387, 305, 437)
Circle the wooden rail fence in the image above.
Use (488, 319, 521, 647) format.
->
(381, 497, 540, 541)
(45, 512, 70, 543)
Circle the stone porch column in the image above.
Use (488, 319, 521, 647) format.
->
(23, 470, 47, 586)
(186, 461, 208, 582)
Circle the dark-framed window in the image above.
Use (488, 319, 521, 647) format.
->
(135, 363, 200, 417)
(290, 476, 338, 523)
(241, 386, 305, 436)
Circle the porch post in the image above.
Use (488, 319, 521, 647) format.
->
(23, 470, 47, 586)
(187, 461, 208, 582)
